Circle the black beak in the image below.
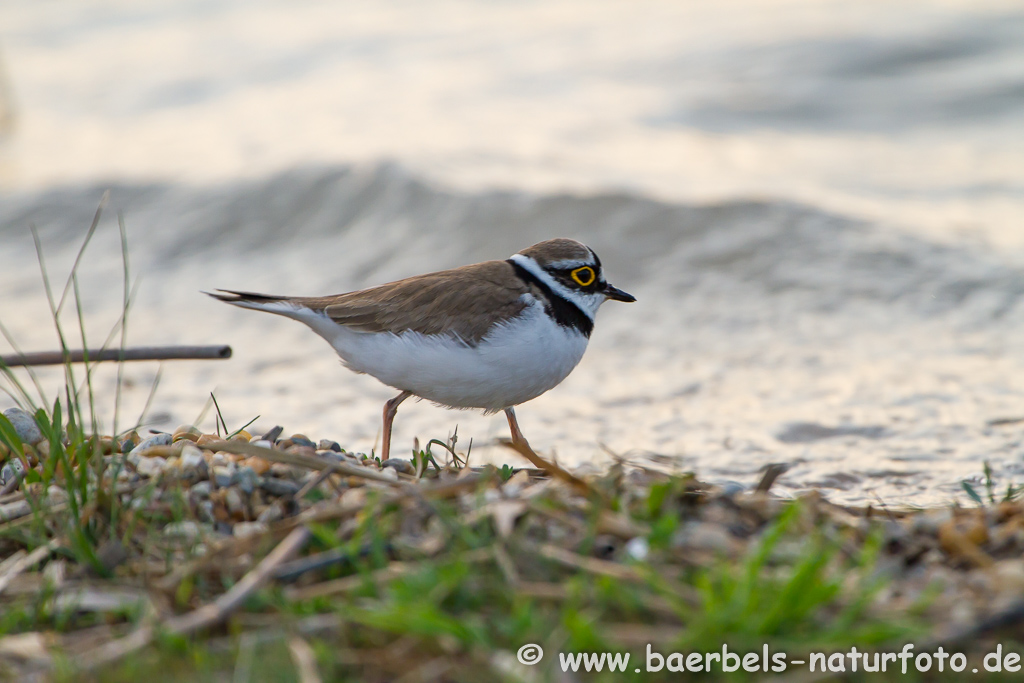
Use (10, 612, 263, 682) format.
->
(602, 282, 636, 303)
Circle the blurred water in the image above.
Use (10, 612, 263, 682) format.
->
(0, 1, 1023, 505)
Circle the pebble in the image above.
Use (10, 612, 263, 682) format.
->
(338, 487, 366, 508)
(164, 521, 205, 540)
(720, 481, 746, 497)
(172, 425, 201, 442)
(257, 503, 284, 524)
(179, 445, 206, 472)
(20, 445, 39, 467)
(190, 481, 212, 499)
(212, 466, 236, 488)
(291, 435, 316, 449)
(592, 534, 619, 559)
(243, 456, 270, 475)
(882, 519, 909, 549)
(381, 458, 414, 474)
(625, 537, 650, 561)
(225, 488, 245, 517)
(46, 486, 68, 503)
(261, 478, 301, 497)
(98, 436, 119, 455)
(3, 407, 43, 445)
(231, 467, 256, 495)
(284, 444, 316, 458)
(193, 459, 211, 480)
(234, 521, 268, 540)
(911, 509, 953, 535)
(229, 430, 252, 442)
(249, 440, 273, 450)
(196, 434, 221, 447)
(260, 426, 284, 442)
(319, 440, 342, 453)
(0, 460, 25, 485)
(135, 457, 167, 477)
(121, 430, 140, 448)
(134, 445, 178, 459)
(209, 452, 231, 467)
(133, 433, 173, 454)
(992, 560, 1024, 594)
(317, 450, 350, 465)
(673, 521, 739, 554)
(197, 500, 215, 523)
(270, 462, 306, 479)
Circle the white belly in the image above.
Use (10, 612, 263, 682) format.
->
(306, 302, 589, 412)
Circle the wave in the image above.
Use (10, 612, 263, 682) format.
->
(3, 163, 1021, 324)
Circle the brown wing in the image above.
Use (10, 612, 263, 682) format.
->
(299, 260, 531, 345)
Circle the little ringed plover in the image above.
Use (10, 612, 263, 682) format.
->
(207, 238, 635, 464)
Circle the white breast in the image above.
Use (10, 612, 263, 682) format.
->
(298, 296, 589, 412)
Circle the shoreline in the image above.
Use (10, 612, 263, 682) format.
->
(0, 406, 1022, 680)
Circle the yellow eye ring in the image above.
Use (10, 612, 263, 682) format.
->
(571, 266, 596, 287)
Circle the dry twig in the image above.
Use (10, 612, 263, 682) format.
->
(0, 538, 60, 598)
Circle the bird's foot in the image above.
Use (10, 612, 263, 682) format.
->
(498, 437, 591, 495)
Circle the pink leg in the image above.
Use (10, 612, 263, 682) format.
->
(381, 391, 412, 460)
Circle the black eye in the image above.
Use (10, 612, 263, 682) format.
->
(570, 266, 596, 287)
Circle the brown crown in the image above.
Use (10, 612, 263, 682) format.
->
(517, 238, 594, 266)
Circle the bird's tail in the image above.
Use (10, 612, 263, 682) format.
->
(206, 289, 287, 305)
(204, 289, 303, 317)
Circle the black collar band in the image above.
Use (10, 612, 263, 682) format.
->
(507, 259, 593, 337)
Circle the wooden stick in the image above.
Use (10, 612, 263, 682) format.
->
(168, 526, 311, 634)
(203, 440, 403, 485)
(533, 542, 645, 582)
(0, 345, 232, 367)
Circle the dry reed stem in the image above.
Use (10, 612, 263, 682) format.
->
(287, 636, 322, 683)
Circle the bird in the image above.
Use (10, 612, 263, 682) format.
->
(206, 238, 635, 466)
